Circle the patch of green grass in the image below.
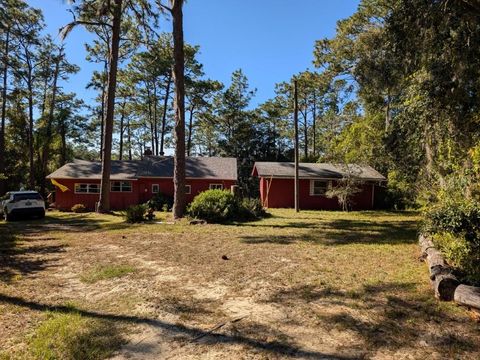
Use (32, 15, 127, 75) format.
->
(28, 310, 124, 360)
(80, 264, 135, 284)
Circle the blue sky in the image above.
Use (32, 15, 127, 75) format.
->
(27, 0, 360, 107)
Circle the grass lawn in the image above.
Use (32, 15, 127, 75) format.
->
(1, 209, 479, 359)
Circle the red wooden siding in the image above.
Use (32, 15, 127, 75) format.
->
(259, 177, 378, 210)
(52, 178, 236, 211)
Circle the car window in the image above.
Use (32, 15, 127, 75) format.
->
(13, 193, 43, 201)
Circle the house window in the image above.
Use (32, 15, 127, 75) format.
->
(185, 185, 191, 194)
(111, 181, 132, 192)
(152, 184, 159, 194)
(209, 184, 223, 190)
(310, 180, 329, 196)
(74, 183, 100, 194)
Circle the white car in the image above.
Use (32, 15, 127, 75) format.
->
(1, 191, 46, 221)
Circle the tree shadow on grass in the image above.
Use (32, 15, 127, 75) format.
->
(0, 293, 358, 360)
(0, 232, 65, 283)
(240, 219, 419, 246)
(316, 219, 419, 246)
(264, 282, 479, 355)
(0, 214, 129, 234)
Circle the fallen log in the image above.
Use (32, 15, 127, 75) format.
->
(419, 234, 459, 300)
(434, 273, 460, 301)
(454, 285, 480, 310)
(419, 235, 447, 279)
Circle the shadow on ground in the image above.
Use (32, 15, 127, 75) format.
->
(241, 217, 419, 246)
(0, 232, 65, 283)
(264, 281, 478, 355)
(0, 293, 358, 360)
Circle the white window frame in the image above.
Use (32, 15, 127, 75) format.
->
(152, 184, 160, 194)
(74, 183, 100, 194)
(185, 185, 191, 194)
(209, 183, 223, 190)
(110, 181, 133, 193)
(309, 180, 330, 196)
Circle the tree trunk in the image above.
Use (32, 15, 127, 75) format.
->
(171, 0, 186, 219)
(119, 99, 126, 160)
(100, 61, 107, 160)
(146, 85, 155, 154)
(186, 105, 194, 156)
(312, 92, 316, 157)
(160, 71, 172, 156)
(22, 47, 35, 189)
(40, 49, 61, 196)
(0, 27, 10, 195)
(153, 83, 159, 156)
(385, 93, 391, 132)
(127, 118, 132, 160)
(303, 108, 308, 159)
(60, 112, 67, 166)
(97, 0, 123, 213)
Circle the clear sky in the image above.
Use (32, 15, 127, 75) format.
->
(27, 0, 360, 108)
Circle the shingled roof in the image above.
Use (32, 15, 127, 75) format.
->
(252, 162, 386, 181)
(47, 157, 238, 180)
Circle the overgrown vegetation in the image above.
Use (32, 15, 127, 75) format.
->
(424, 200, 480, 285)
(187, 190, 267, 223)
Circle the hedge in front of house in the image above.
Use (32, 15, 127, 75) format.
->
(187, 189, 267, 223)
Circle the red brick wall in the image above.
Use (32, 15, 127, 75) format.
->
(52, 178, 237, 211)
(259, 177, 377, 210)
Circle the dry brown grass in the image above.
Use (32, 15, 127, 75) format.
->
(1, 209, 479, 359)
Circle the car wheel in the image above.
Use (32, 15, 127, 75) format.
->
(5, 211, 13, 221)
(38, 210, 45, 219)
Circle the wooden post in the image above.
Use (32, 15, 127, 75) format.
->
(294, 79, 299, 212)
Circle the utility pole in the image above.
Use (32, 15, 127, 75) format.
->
(294, 79, 299, 212)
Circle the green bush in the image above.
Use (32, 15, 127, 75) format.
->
(187, 189, 237, 223)
(433, 232, 480, 285)
(71, 204, 87, 213)
(187, 190, 268, 223)
(423, 200, 480, 243)
(237, 198, 267, 220)
(382, 171, 417, 210)
(124, 204, 147, 223)
(146, 193, 173, 212)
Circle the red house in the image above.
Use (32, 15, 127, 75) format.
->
(47, 156, 237, 211)
(252, 162, 386, 210)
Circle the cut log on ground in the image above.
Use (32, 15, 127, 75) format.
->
(419, 234, 459, 300)
(419, 235, 447, 279)
(454, 285, 480, 310)
(434, 273, 460, 301)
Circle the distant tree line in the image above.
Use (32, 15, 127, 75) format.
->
(1, 0, 480, 209)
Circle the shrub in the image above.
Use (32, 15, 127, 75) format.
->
(187, 190, 268, 223)
(124, 204, 147, 223)
(423, 200, 480, 243)
(187, 189, 237, 223)
(433, 232, 480, 285)
(237, 198, 267, 220)
(71, 204, 87, 213)
(147, 193, 173, 212)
